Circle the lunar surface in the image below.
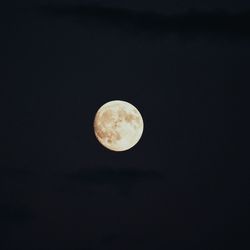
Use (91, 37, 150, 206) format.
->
(94, 100, 144, 151)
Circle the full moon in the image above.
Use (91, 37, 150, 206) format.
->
(94, 100, 144, 152)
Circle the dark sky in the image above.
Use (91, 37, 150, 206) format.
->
(1, 1, 249, 250)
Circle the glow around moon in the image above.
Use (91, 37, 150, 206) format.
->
(94, 100, 144, 152)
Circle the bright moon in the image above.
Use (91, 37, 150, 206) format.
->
(94, 100, 144, 152)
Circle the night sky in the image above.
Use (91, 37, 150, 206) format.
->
(1, 1, 249, 249)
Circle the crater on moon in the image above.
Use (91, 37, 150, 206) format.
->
(94, 100, 144, 151)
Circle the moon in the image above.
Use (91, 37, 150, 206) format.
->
(94, 100, 144, 152)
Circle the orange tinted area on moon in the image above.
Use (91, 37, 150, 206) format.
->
(94, 100, 144, 151)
